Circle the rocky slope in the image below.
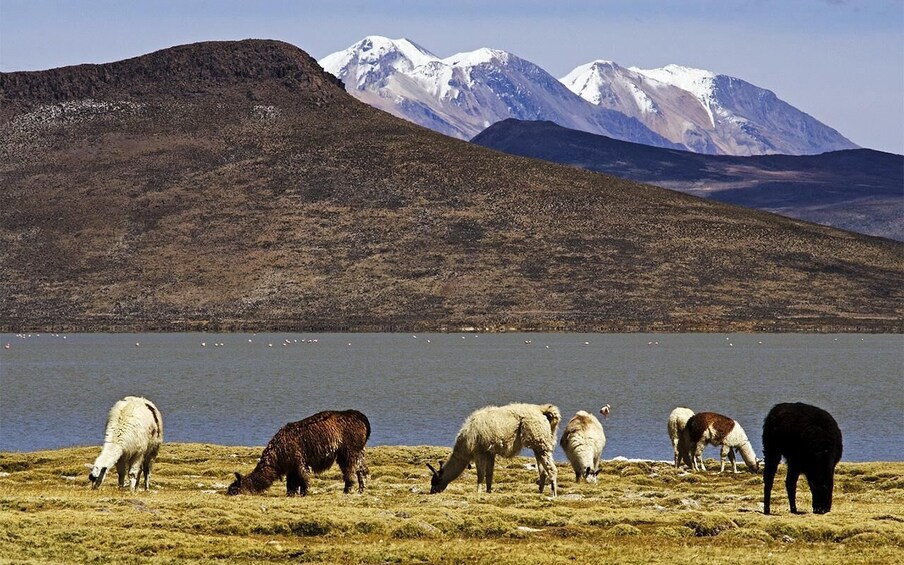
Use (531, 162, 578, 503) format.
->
(1, 40, 901, 332)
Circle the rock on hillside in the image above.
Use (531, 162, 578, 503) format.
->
(1, 40, 901, 332)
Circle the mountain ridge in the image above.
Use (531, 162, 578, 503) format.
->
(1, 40, 901, 333)
(321, 36, 857, 156)
(319, 36, 681, 149)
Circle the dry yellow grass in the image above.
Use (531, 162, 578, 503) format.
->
(1, 444, 902, 564)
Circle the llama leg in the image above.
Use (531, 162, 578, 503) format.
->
(344, 449, 368, 494)
(693, 442, 706, 472)
(718, 444, 731, 473)
(127, 458, 142, 492)
(337, 451, 355, 494)
(116, 459, 128, 488)
(355, 454, 369, 494)
(785, 464, 802, 514)
(485, 455, 496, 494)
(730, 447, 739, 473)
(286, 470, 300, 496)
(672, 439, 680, 468)
(534, 453, 547, 493)
(474, 454, 487, 493)
(298, 470, 311, 497)
(679, 434, 694, 468)
(142, 455, 155, 490)
(763, 455, 780, 515)
(536, 451, 557, 497)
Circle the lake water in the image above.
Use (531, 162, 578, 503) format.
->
(1, 333, 901, 462)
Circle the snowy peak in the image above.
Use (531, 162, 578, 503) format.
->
(320, 37, 857, 155)
(320, 37, 680, 146)
(565, 60, 857, 155)
(319, 36, 438, 88)
(632, 64, 717, 101)
(442, 47, 513, 68)
(561, 60, 658, 114)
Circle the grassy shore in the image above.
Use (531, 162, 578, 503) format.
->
(1, 444, 902, 564)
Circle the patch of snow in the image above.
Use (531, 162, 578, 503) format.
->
(560, 60, 615, 105)
(607, 456, 673, 464)
(631, 64, 718, 126)
(442, 47, 510, 68)
(319, 36, 440, 90)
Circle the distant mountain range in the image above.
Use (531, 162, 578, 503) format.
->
(1, 40, 901, 333)
(320, 36, 858, 156)
(473, 120, 904, 241)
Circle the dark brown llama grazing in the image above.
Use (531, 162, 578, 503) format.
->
(227, 410, 370, 496)
(763, 402, 842, 515)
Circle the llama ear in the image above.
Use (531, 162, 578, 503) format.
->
(426, 463, 437, 475)
(234, 472, 243, 482)
(438, 460, 445, 471)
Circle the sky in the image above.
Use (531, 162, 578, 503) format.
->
(2, 0, 902, 154)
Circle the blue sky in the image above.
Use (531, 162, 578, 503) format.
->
(2, 0, 902, 153)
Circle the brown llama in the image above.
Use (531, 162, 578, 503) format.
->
(227, 410, 370, 496)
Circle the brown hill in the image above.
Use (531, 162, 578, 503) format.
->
(1, 40, 901, 332)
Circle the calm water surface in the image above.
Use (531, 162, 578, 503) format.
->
(1, 333, 901, 461)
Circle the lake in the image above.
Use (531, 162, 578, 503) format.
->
(1, 333, 901, 462)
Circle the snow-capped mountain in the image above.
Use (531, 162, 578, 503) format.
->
(320, 37, 857, 156)
(562, 61, 858, 155)
(319, 36, 679, 148)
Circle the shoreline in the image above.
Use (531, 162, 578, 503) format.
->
(3, 443, 902, 465)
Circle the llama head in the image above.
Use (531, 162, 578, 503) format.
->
(583, 466, 601, 484)
(810, 452, 838, 513)
(599, 404, 611, 419)
(87, 464, 108, 489)
(426, 461, 446, 494)
(752, 458, 763, 473)
(227, 472, 244, 496)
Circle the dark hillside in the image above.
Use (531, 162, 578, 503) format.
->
(1, 41, 901, 332)
(472, 119, 904, 241)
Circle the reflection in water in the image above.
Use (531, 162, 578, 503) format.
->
(1, 333, 901, 461)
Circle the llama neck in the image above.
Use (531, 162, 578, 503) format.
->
(437, 447, 472, 490)
(737, 441, 759, 471)
(94, 443, 124, 469)
(243, 462, 279, 493)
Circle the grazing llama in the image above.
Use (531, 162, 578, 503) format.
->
(427, 403, 561, 496)
(560, 410, 606, 483)
(88, 396, 162, 491)
(763, 402, 842, 515)
(685, 411, 759, 473)
(668, 407, 695, 468)
(228, 410, 370, 496)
